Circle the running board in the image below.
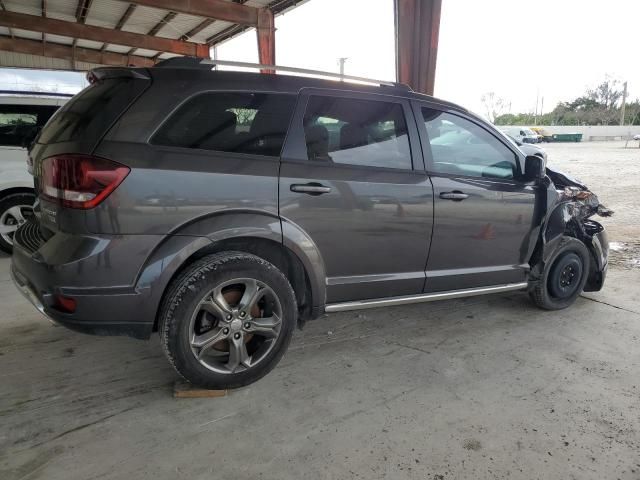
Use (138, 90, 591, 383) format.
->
(324, 282, 528, 313)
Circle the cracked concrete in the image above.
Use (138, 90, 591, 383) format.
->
(1, 141, 639, 479)
(2, 253, 639, 480)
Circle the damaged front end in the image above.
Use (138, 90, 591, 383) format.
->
(530, 167, 613, 292)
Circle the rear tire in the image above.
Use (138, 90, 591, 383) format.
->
(0, 192, 35, 254)
(159, 252, 297, 389)
(530, 236, 590, 310)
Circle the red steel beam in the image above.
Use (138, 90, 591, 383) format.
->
(127, 10, 176, 55)
(395, 0, 441, 95)
(101, 3, 136, 52)
(0, 1, 14, 39)
(124, 0, 258, 26)
(180, 18, 214, 41)
(0, 36, 155, 68)
(256, 8, 275, 71)
(0, 11, 210, 57)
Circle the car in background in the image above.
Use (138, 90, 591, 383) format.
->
(0, 91, 70, 253)
(531, 126, 553, 142)
(501, 132, 547, 160)
(502, 127, 539, 144)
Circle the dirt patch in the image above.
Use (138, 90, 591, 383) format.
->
(463, 438, 482, 451)
(608, 241, 640, 269)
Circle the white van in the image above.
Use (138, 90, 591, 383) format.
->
(501, 127, 539, 144)
(0, 91, 70, 253)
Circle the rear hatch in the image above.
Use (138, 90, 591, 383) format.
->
(29, 68, 150, 238)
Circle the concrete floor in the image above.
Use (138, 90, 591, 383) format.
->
(1, 142, 640, 479)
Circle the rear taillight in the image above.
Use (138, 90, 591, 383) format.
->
(53, 294, 77, 313)
(40, 154, 130, 209)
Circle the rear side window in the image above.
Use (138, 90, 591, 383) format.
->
(302, 96, 412, 170)
(152, 92, 296, 157)
(0, 104, 58, 147)
(39, 78, 148, 145)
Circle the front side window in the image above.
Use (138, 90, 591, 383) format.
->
(0, 104, 58, 147)
(152, 92, 296, 157)
(422, 109, 518, 179)
(303, 96, 412, 170)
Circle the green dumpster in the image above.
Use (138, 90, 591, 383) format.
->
(552, 133, 582, 142)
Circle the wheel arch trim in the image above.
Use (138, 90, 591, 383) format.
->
(134, 211, 327, 329)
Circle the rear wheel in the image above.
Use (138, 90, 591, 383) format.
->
(530, 236, 590, 310)
(0, 192, 35, 254)
(159, 252, 297, 389)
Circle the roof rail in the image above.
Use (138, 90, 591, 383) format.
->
(154, 57, 411, 91)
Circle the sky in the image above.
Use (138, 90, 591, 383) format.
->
(0, 0, 638, 119)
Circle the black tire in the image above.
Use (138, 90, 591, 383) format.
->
(159, 252, 297, 389)
(0, 192, 35, 254)
(530, 236, 590, 310)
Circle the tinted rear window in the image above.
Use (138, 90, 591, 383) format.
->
(151, 92, 296, 157)
(38, 78, 148, 145)
(0, 104, 58, 147)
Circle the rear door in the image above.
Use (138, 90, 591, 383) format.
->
(414, 102, 538, 292)
(279, 89, 433, 303)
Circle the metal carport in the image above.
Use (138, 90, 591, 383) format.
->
(0, 0, 441, 94)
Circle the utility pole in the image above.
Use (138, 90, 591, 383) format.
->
(620, 81, 628, 126)
(338, 57, 348, 79)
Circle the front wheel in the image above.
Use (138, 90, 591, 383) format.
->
(159, 252, 297, 389)
(0, 192, 35, 254)
(530, 236, 590, 310)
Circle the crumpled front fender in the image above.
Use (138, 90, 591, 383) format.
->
(535, 183, 609, 291)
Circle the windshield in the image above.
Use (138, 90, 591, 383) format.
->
(0, 104, 58, 147)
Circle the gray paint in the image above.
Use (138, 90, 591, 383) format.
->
(11, 67, 610, 339)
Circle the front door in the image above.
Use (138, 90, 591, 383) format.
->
(414, 104, 539, 292)
(279, 90, 433, 303)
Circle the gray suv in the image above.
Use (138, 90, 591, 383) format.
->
(11, 60, 610, 389)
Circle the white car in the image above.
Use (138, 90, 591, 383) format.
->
(0, 91, 70, 253)
(501, 127, 539, 144)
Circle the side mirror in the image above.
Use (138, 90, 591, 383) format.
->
(524, 155, 546, 181)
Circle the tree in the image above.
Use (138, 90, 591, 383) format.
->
(480, 92, 508, 123)
(586, 78, 623, 111)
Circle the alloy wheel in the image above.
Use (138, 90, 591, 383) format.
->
(188, 278, 283, 374)
(0, 204, 32, 246)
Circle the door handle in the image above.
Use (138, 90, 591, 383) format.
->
(290, 183, 332, 195)
(439, 191, 469, 201)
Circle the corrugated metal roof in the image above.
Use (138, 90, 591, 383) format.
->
(0, 50, 72, 69)
(0, 0, 309, 70)
(85, 1, 131, 29)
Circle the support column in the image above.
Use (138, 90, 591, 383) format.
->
(256, 8, 275, 72)
(395, 0, 442, 95)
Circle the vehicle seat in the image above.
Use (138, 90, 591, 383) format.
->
(340, 123, 368, 150)
(246, 110, 289, 156)
(198, 111, 237, 150)
(305, 124, 330, 161)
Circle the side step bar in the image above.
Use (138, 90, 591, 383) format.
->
(324, 282, 528, 313)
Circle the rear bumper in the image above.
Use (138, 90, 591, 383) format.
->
(11, 222, 155, 339)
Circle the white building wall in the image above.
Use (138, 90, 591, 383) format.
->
(503, 125, 640, 141)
